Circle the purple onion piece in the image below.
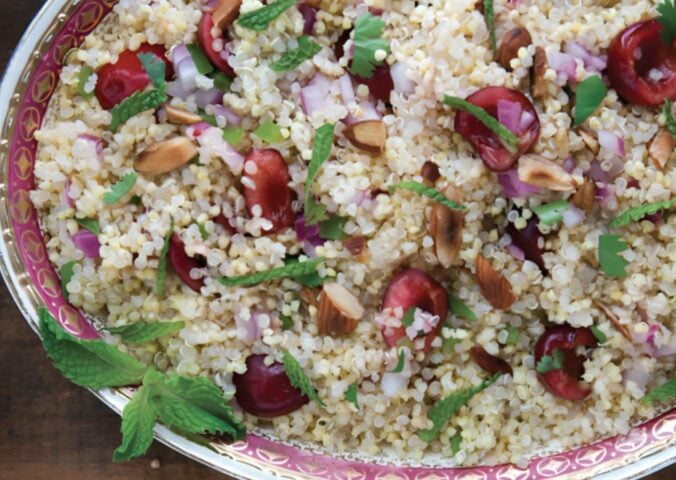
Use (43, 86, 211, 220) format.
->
(497, 168, 541, 198)
(297, 3, 317, 35)
(72, 230, 100, 258)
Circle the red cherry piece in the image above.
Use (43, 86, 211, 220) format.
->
(506, 216, 546, 272)
(213, 212, 237, 234)
(95, 43, 172, 110)
(607, 20, 676, 107)
(534, 325, 598, 401)
(351, 65, 394, 104)
(233, 354, 309, 418)
(454, 86, 540, 172)
(242, 149, 296, 233)
(198, 13, 236, 78)
(380, 268, 448, 353)
(169, 232, 205, 293)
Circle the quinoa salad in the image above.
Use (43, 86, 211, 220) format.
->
(30, 0, 676, 468)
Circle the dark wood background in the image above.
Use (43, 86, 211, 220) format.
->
(0, 1, 672, 479)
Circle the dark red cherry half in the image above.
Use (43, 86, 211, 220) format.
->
(169, 232, 205, 292)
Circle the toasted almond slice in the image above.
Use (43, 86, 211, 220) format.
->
(212, 0, 242, 30)
(518, 154, 577, 192)
(579, 128, 600, 155)
(342, 235, 369, 263)
(134, 137, 198, 175)
(475, 254, 516, 310)
(497, 27, 532, 71)
(344, 120, 387, 154)
(570, 179, 597, 213)
(594, 299, 633, 342)
(469, 345, 513, 376)
(649, 130, 674, 170)
(165, 105, 202, 125)
(532, 46, 548, 99)
(317, 283, 364, 336)
(429, 185, 464, 269)
(300, 287, 320, 308)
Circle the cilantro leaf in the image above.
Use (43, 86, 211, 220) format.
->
(345, 381, 360, 409)
(483, 0, 496, 55)
(419, 374, 501, 442)
(532, 200, 569, 226)
(197, 222, 209, 241)
(271, 36, 322, 71)
(254, 120, 284, 144)
(76, 217, 100, 235)
(574, 75, 607, 127)
(186, 44, 214, 75)
(402, 307, 416, 328)
(38, 308, 147, 389)
(657, 0, 676, 45)
(113, 385, 157, 462)
(237, 0, 298, 31)
(450, 431, 462, 455)
(641, 378, 676, 404)
(107, 321, 185, 344)
(349, 13, 390, 79)
(319, 216, 348, 241)
(77, 65, 95, 99)
(609, 198, 676, 228)
(219, 257, 325, 287)
(504, 324, 520, 345)
(59, 261, 77, 299)
(664, 100, 676, 137)
(103, 172, 138, 205)
(389, 181, 466, 210)
(155, 217, 174, 296)
(598, 233, 630, 278)
(590, 325, 607, 344)
(448, 294, 477, 321)
(304, 124, 335, 225)
(535, 348, 564, 374)
(282, 350, 326, 407)
(443, 95, 518, 151)
(391, 349, 406, 373)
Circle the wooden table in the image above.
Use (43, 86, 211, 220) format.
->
(0, 1, 672, 479)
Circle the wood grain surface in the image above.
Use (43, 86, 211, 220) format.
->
(0, 1, 672, 479)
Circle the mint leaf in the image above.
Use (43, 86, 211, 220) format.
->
(443, 95, 518, 151)
(598, 233, 629, 278)
(113, 385, 157, 462)
(285, 256, 324, 287)
(104, 172, 138, 205)
(59, 261, 77, 299)
(304, 124, 335, 225)
(77, 65, 95, 99)
(186, 44, 214, 75)
(197, 222, 209, 241)
(280, 314, 294, 330)
(254, 120, 284, 144)
(420, 374, 501, 442)
(641, 378, 676, 404)
(532, 200, 569, 226)
(38, 308, 147, 389)
(237, 0, 298, 31)
(657, 0, 676, 45)
(574, 75, 607, 127)
(609, 198, 676, 228)
(389, 181, 466, 210)
(391, 349, 406, 373)
(590, 325, 607, 344)
(107, 321, 185, 344)
(535, 348, 564, 373)
(222, 126, 244, 146)
(483, 0, 496, 55)
(448, 294, 477, 321)
(271, 35, 322, 71)
(155, 217, 174, 296)
(450, 431, 462, 455)
(282, 350, 326, 407)
(402, 307, 416, 328)
(319, 216, 348, 241)
(349, 13, 390, 79)
(75, 217, 100, 235)
(219, 257, 325, 287)
(345, 381, 360, 410)
(664, 100, 676, 137)
(504, 324, 520, 345)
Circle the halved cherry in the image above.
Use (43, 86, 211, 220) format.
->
(454, 86, 540, 172)
(534, 325, 598, 401)
(233, 354, 309, 418)
(506, 216, 546, 272)
(197, 13, 236, 78)
(242, 149, 296, 233)
(95, 43, 172, 110)
(380, 268, 448, 353)
(169, 232, 205, 293)
(607, 19, 676, 106)
(213, 212, 237, 235)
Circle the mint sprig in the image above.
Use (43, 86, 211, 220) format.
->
(483, 0, 496, 55)
(443, 95, 518, 151)
(598, 233, 629, 278)
(391, 349, 406, 373)
(113, 384, 156, 461)
(155, 217, 174, 296)
(345, 381, 360, 410)
(103, 172, 138, 205)
(504, 324, 520, 345)
(609, 198, 676, 228)
(271, 36, 322, 72)
(237, 0, 298, 31)
(532, 200, 569, 226)
(349, 13, 390, 79)
(76, 217, 100, 235)
(574, 75, 607, 127)
(590, 325, 607, 344)
(304, 124, 335, 225)
(219, 257, 325, 287)
(389, 181, 466, 210)
(282, 350, 326, 407)
(448, 294, 477, 321)
(319, 216, 348, 241)
(641, 378, 676, 404)
(107, 321, 185, 344)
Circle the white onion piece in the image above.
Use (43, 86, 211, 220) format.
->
(562, 204, 585, 228)
(598, 130, 625, 158)
(390, 62, 415, 94)
(62, 178, 75, 208)
(622, 367, 651, 389)
(76, 133, 104, 164)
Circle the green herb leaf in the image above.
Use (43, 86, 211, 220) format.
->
(59, 261, 77, 299)
(254, 120, 284, 144)
(505, 324, 520, 346)
(483, 0, 496, 55)
(282, 350, 326, 407)
(186, 44, 214, 75)
(271, 35, 322, 72)
(389, 181, 466, 210)
(598, 233, 630, 278)
(219, 257, 325, 287)
(319, 216, 348, 240)
(402, 307, 416, 328)
(113, 385, 157, 462)
(443, 336, 461, 353)
(280, 314, 294, 330)
(104, 172, 138, 205)
(285, 256, 325, 287)
(590, 325, 607, 344)
(664, 100, 676, 137)
(38, 308, 147, 389)
(574, 75, 607, 127)
(200, 110, 218, 127)
(130, 195, 143, 206)
(77, 65, 95, 99)
(222, 126, 244, 146)
(138, 53, 167, 89)
(443, 95, 518, 151)
(532, 200, 569, 226)
(609, 198, 676, 228)
(535, 348, 564, 374)
(420, 374, 501, 442)
(391, 349, 407, 373)
(448, 294, 477, 321)
(349, 13, 390, 79)
(450, 431, 462, 455)
(641, 378, 676, 404)
(210, 71, 233, 91)
(345, 381, 360, 410)
(657, 0, 676, 45)
(107, 321, 185, 344)
(75, 217, 100, 235)
(197, 222, 209, 241)
(237, 0, 298, 31)
(304, 124, 335, 225)
(155, 217, 174, 296)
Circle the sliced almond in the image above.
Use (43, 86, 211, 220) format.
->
(532, 46, 548, 99)
(579, 128, 600, 155)
(570, 179, 597, 213)
(421, 161, 441, 186)
(594, 299, 633, 342)
(518, 154, 577, 192)
(212, 0, 242, 30)
(134, 136, 198, 175)
(165, 105, 202, 125)
(475, 254, 516, 310)
(497, 27, 532, 71)
(428, 185, 464, 269)
(317, 283, 364, 336)
(344, 120, 387, 154)
(469, 345, 513, 376)
(342, 235, 369, 263)
(649, 130, 674, 170)
(300, 287, 320, 308)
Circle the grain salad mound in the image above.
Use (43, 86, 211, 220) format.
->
(31, 0, 675, 468)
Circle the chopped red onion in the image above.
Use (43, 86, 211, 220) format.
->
(171, 44, 191, 66)
(518, 109, 535, 132)
(72, 230, 100, 258)
(597, 130, 625, 158)
(176, 56, 199, 93)
(185, 121, 212, 139)
(235, 311, 265, 343)
(300, 83, 328, 117)
(201, 0, 220, 12)
(345, 100, 381, 125)
(497, 99, 522, 134)
(546, 51, 578, 84)
(390, 62, 415, 95)
(565, 41, 607, 73)
(295, 214, 323, 246)
(497, 168, 542, 198)
(211, 104, 241, 125)
(563, 156, 576, 173)
(339, 74, 356, 105)
(587, 158, 623, 184)
(595, 184, 616, 209)
(195, 87, 223, 109)
(297, 3, 317, 35)
(622, 366, 651, 389)
(506, 243, 526, 261)
(62, 178, 75, 208)
(562, 204, 585, 228)
(644, 211, 663, 225)
(166, 80, 193, 99)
